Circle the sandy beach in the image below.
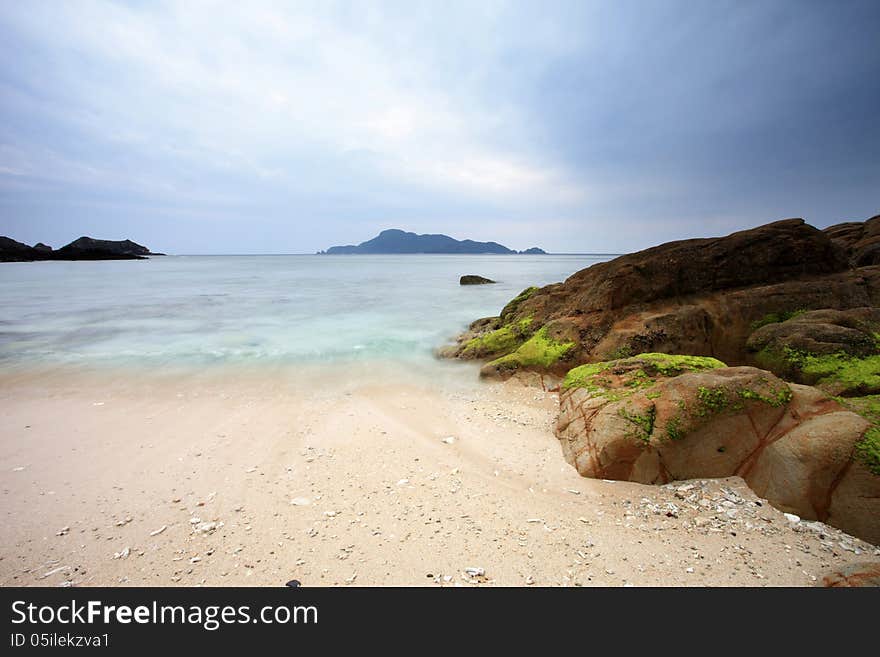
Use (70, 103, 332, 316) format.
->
(1, 363, 876, 587)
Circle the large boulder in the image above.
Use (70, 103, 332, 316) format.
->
(555, 355, 880, 544)
(746, 308, 880, 396)
(441, 217, 880, 378)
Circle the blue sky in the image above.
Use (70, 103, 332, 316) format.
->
(1, 0, 878, 254)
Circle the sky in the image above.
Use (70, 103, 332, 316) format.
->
(0, 1, 878, 254)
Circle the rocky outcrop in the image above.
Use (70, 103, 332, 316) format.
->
(555, 354, 880, 544)
(1, 235, 160, 262)
(0, 236, 38, 262)
(460, 275, 496, 285)
(824, 214, 880, 267)
(747, 308, 880, 395)
(441, 216, 880, 379)
(54, 237, 152, 259)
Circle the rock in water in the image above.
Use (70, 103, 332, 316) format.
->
(460, 275, 496, 285)
(555, 354, 880, 544)
(441, 217, 880, 376)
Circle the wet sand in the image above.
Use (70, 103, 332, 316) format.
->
(1, 363, 877, 586)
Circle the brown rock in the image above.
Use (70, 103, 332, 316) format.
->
(822, 562, 880, 587)
(556, 362, 880, 544)
(442, 216, 880, 371)
(824, 214, 880, 266)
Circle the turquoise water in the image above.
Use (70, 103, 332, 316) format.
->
(0, 255, 607, 370)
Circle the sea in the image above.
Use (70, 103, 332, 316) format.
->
(0, 254, 609, 377)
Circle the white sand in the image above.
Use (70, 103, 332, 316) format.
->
(1, 363, 876, 586)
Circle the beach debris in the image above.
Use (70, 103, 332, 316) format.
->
(396, 478, 409, 486)
(525, 575, 535, 585)
(193, 521, 221, 534)
(115, 517, 133, 527)
(526, 518, 543, 524)
(189, 517, 201, 524)
(464, 567, 485, 577)
(323, 511, 337, 518)
(149, 525, 167, 537)
(441, 436, 456, 444)
(92, 402, 105, 406)
(345, 573, 357, 584)
(290, 497, 311, 506)
(55, 526, 70, 536)
(784, 513, 801, 523)
(190, 556, 201, 564)
(12, 466, 25, 472)
(113, 547, 130, 560)
(39, 565, 70, 580)
(286, 579, 301, 588)
(567, 489, 581, 495)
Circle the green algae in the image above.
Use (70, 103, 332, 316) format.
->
(618, 405, 656, 443)
(500, 286, 538, 320)
(462, 316, 534, 358)
(757, 346, 880, 396)
(750, 309, 807, 331)
(834, 395, 880, 476)
(563, 353, 726, 392)
(487, 326, 575, 371)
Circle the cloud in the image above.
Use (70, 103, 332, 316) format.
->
(0, 1, 878, 253)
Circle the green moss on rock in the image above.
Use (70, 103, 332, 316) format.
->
(462, 316, 534, 358)
(500, 286, 539, 320)
(487, 326, 575, 371)
(800, 353, 880, 395)
(750, 309, 807, 331)
(834, 395, 880, 475)
(633, 353, 727, 377)
(563, 353, 726, 392)
(618, 406, 656, 443)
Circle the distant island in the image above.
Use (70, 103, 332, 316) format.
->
(0, 236, 164, 262)
(318, 229, 546, 255)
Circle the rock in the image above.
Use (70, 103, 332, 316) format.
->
(824, 215, 880, 266)
(556, 356, 880, 544)
(460, 275, 496, 285)
(1, 235, 160, 262)
(747, 308, 880, 394)
(0, 236, 43, 262)
(821, 562, 880, 587)
(441, 217, 880, 376)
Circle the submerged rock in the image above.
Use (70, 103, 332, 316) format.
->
(555, 354, 880, 544)
(460, 275, 496, 285)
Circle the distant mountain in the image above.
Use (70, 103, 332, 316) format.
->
(0, 236, 163, 262)
(320, 229, 546, 255)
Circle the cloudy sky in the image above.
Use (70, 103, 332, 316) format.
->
(1, 1, 878, 254)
